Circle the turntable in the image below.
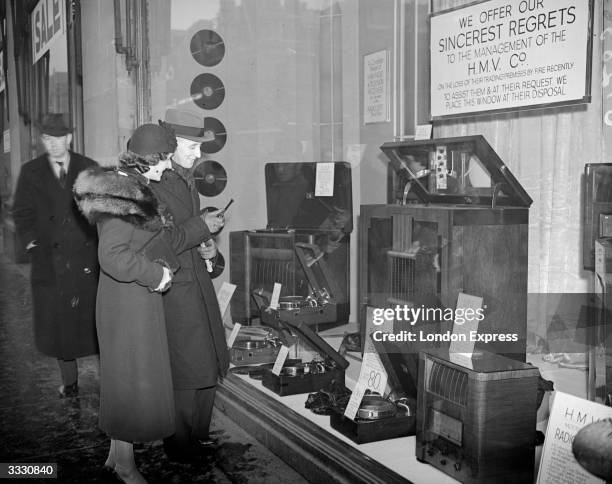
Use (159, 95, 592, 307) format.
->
(330, 392, 415, 444)
(258, 242, 339, 327)
(261, 319, 349, 396)
(228, 326, 283, 366)
(329, 337, 418, 444)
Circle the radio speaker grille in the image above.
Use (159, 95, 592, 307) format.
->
(427, 361, 468, 406)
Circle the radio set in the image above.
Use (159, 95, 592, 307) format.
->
(261, 319, 349, 396)
(416, 349, 540, 484)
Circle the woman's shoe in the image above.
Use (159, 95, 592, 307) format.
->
(113, 464, 147, 484)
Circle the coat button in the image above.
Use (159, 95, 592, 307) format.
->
(49, 215, 55, 221)
(53, 242, 60, 248)
(83, 267, 92, 274)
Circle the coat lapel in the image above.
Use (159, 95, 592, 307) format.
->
(159, 172, 195, 214)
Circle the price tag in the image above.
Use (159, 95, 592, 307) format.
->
(344, 382, 367, 420)
(358, 351, 388, 394)
(269, 282, 282, 309)
(227, 322, 242, 349)
(216, 282, 237, 318)
(271, 345, 290, 376)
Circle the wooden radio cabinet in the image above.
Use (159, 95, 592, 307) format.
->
(360, 136, 532, 361)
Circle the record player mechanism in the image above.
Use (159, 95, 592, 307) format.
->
(228, 326, 283, 367)
(257, 242, 339, 327)
(261, 320, 349, 396)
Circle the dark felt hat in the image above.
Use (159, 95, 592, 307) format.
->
(37, 113, 73, 137)
(161, 108, 214, 143)
(128, 124, 177, 155)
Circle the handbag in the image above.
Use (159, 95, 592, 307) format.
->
(137, 229, 180, 273)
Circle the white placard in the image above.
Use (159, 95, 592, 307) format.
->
(3, 130, 10, 154)
(31, 0, 66, 64)
(315, 163, 335, 197)
(537, 391, 612, 484)
(0, 51, 4, 94)
(271, 345, 290, 376)
(430, 0, 592, 118)
(363, 50, 390, 124)
(344, 382, 367, 420)
(269, 283, 282, 310)
(360, 306, 392, 395)
(216, 282, 236, 318)
(227, 322, 242, 349)
(450, 292, 484, 356)
(415, 124, 433, 140)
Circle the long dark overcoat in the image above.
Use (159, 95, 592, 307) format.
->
(74, 167, 175, 442)
(12, 152, 99, 359)
(150, 168, 229, 389)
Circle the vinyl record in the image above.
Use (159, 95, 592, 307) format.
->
(201, 117, 227, 153)
(190, 73, 225, 110)
(190, 29, 225, 67)
(210, 251, 224, 279)
(194, 160, 227, 197)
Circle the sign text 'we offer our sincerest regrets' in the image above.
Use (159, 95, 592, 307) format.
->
(430, 0, 592, 118)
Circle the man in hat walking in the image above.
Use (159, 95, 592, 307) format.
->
(152, 109, 229, 461)
(12, 113, 99, 398)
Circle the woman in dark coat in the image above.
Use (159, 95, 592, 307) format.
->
(74, 124, 177, 484)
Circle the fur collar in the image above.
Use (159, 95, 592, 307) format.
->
(73, 167, 171, 231)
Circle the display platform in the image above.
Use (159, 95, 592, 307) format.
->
(215, 325, 577, 483)
(216, 324, 456, 484)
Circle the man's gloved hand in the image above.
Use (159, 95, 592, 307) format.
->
(202, 210, 225, 234)
(197, 238, 218, 260)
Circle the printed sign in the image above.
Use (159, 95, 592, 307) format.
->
(430, 0, 592, 118)
(31, 0, 66, 64)
(537, 391, 612, 483)
(364, 50, 390, 123)
(315, 163, 335, 197)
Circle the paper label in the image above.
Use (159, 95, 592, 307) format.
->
(271, 345, 290, 376)
(315, 163, 334, 197)
(227, 322, 242, 349)
(449, 292, 484, 356)
(536, 391, 612, 484)
(269, 283, 282, 310)
(415, 124, 433, 140)
(344, 382, 367, 420)
(216, 282, 237, 318)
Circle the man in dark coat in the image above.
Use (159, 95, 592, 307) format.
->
(12, 113, 99, 398)
(152, 109, 229, 461)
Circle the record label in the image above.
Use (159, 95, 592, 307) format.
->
(190, 30, 225, 67)
(194, 160, 227, 197)
(201, 117, 227, 153)
(191, 73, 225, 110)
